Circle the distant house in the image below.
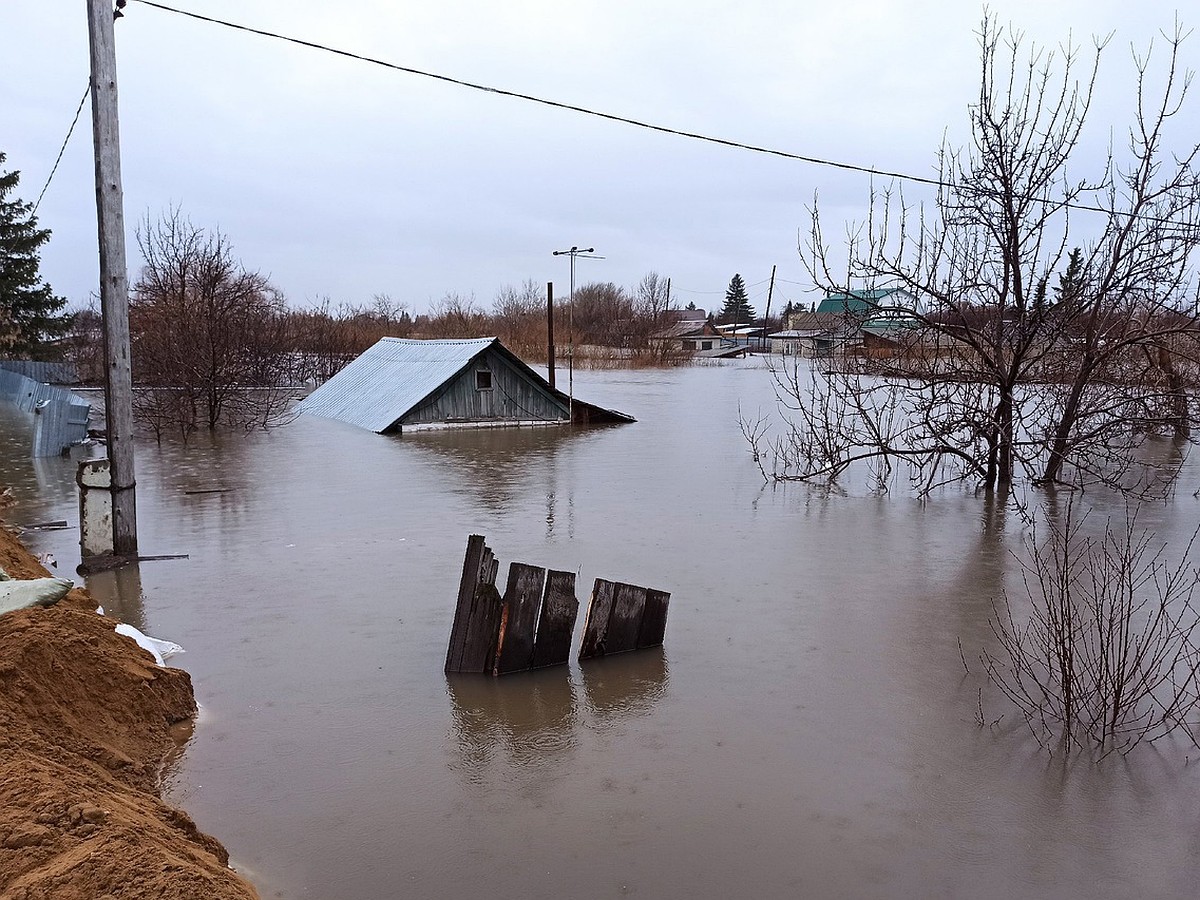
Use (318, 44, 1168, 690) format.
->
(815, 287, 924, 318)
(860, 321, 924, 357)
(766, 330, 801, 355)
(298, 337, 634, 433)
(650, 318, 744, 357)
(778, 289, 925, 357)
(709, 322, 768, 353)
(773, 311, 861, 357)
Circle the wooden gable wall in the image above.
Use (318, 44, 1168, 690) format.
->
(401, 346, 569, 428)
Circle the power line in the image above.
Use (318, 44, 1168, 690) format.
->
(129, 0, 1186, 229)
(130, 0, 944, 187)
(32, 83, 91, 217)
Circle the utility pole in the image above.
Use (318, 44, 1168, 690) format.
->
(552, 246, 603, 422)
(87, 0, 138, 557)
(546, 281, 555, 389)
(762, 264, 776, 353)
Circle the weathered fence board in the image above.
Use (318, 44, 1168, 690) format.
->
(495, 562, 547, 674)
(445, 535, 504, 673)
(606, 582, 648, 652)
(531, 570, 578, 669)
(579, 579, 618, 660)
(637, 588, 670, 648)
(580, 578, 671, 660)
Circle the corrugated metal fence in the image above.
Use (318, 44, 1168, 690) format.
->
(0, 359, 79, 384)
(0, 365, 92, 457)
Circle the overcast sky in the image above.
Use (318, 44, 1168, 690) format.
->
(2, 1, 1195, 316)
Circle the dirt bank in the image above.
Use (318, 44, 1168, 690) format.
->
(0, 523, 258, 900)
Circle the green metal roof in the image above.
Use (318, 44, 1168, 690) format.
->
(815, 287, 906, 315)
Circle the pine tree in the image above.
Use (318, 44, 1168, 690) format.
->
(1054, 247, 1087, 308)
(0, 153, 71, 360)
(720, 273, 755, 324)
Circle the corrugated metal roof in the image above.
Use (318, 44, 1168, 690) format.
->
(298, 337, 495, 432)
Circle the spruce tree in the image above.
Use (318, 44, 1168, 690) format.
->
(1055, 247, 1087, 309)
(720, 273, 755, 323)
(0, 153, 71, 360)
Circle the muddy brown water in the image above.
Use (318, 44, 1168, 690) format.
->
(4, 361, 1200, 899)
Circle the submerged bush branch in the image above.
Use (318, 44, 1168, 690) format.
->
(981, 505, 1200, 755)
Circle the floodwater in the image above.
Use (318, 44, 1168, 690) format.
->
(4, 361, 1200, 900)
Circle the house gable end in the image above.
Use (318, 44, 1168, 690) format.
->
(400, 344, 569, 428)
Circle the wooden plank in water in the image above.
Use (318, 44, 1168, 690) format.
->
(459, 581, 503, 673)
(445, 535, 485, 672)
(579, 578, 617, 660)
(494, 562, 547, 674)
(637, 588, 670, 648)
(531, 569, 578, 669)
(446, 535, 501, 673)
(605, 582, 648, 654)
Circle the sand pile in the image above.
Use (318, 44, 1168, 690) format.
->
(0, 524, 258, 900)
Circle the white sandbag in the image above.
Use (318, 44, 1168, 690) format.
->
(0, 575, 74, 615)
(114, 622, 184, 667)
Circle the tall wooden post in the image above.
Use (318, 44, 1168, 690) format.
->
(546, 281, 555, 390)
(762, 264, 776, 353)
(87, 0, 138, 556)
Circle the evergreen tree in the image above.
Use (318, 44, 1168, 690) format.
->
(1055, 247, 1087, 308)
(1032, 274, 1048, 315)
(720, 273, 755, 323)
(0, 153, 71, 360)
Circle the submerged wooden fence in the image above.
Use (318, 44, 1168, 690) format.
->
(445, 535, 580, 675)
(578, 579, 669, 660)
(445, 535, 670, 676)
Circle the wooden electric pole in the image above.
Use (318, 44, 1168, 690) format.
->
(87, 0, 138, 556)
(762, 264, 776, 352)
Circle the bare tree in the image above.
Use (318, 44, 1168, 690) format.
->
(287, 294, 413, 383)
(491, 279, 545, 359)
(981, 505, 1200, 756)
(427, 292, 487, 337)
(757, 16, 1200, 496)
(570, 282, 633, 348)
(628, 271, 681, 364)
(132, 210, 295, 439)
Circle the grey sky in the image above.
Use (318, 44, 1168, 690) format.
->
(2, 1, 1194, 316)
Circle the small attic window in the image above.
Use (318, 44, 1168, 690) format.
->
(475, 369, 493, 390)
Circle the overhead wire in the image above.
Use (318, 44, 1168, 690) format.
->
(128, 0, 1186, 229)
(32, 83, 91, 217)
(128, 0, 949, 188)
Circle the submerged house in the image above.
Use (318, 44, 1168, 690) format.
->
(298, 337, 634, 433)
(650, 318, 739, 357)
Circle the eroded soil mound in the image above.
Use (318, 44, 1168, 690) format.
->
(0, 524, 258, 900)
